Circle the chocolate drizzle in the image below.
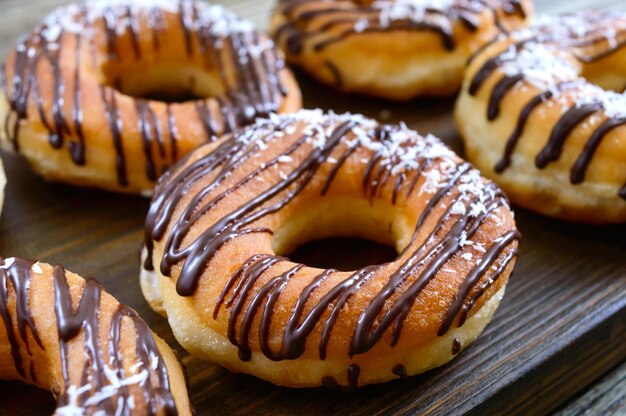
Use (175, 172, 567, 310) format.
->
(0, 257, 178, 415)
(468, 12, 626, 199)
(535, 103, 602, 169)
(347, 364, 360, 389)
(494, 81, 581, 173)
(144, 111, 519, 379)
(392, 364, 407, 379)
(452, 338, 461, 355)
(273, 0, 528, 56)
(100, 85, 128, 186)
(0, 259, 44, 382)
(571, 117, 626, 184)
(1, 0, 288, 189)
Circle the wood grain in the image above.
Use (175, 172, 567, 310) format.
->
(0, 1, 624, 415)
(556, 361, 626, 416)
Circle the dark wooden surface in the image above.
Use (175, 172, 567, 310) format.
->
(0, 1, 625, 415)
(557, 361, 626, 416)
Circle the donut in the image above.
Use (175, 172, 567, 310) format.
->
(455, 12, 626, 222)
(270, 0, 532, 100)
(0, 256, 191, 415)
(0, 0, 301, 195)
(140, 109, 520, 388)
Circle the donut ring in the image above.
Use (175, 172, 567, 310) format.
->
(0, 0, 301, 195)
(0, 257, 191, 415)
(456, 12, 626, 222)
(270, 0, 532, 100)
(141, 110, 519, 388)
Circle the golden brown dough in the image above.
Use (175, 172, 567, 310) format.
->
(456, 12, 626, 222)
(0, 257, 191, 415)
(0, 0, 301, 195)
(141, 110, 519, 388)
(271, 0, 532, 100)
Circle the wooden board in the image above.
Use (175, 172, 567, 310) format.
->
(557, 361, 626, 416)
(0, 1, 625, 415)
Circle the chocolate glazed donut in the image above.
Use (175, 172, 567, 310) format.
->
(0, 257, 192, 415)
(456, 12, 626, 222)
(0, 0, 301, 195)
(270, 0, 532, 99)
(141, 110, 519, 388)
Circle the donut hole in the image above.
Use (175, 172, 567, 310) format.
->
(101, 62, 225, 103)
(271, 196, 412, 271)
(581, 64, 626, 93)
(0, 381, 55, 413)
(578, 46, 626, 93)
(288, 237, 397, 271)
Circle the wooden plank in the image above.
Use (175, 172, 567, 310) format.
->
(0, 1, 624, 415)
(556, 361, 626, 416)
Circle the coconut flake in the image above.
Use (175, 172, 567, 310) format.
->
(354, 18, 369, 33)
(31, 262, 43, 274)
(500, 43, 579, 90)
(40, 0, 255, 45)
(56, 384, 92, 416)
(374, 0, 455, 27)
(0, 258, 16, 270)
